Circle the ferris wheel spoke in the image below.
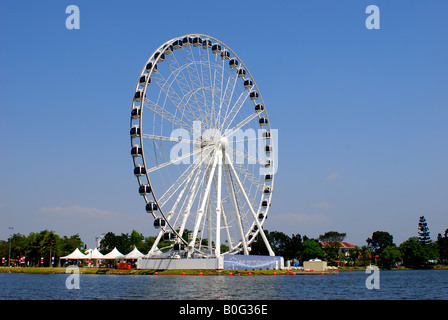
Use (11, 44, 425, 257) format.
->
(165, 145, 215, 216)
(144, 98, 193, 133)
(142, 134, 195, 144)
(220, 89, 250, 133)
(224, 112, 260, 138)
(217, 68, 239, 130)
(233, 163, 265, 193)
(216, 56, 226, 130)
(198, 45, 215, 127)
(165, 54, 204, 122)
(231, 136, 265, 144)
(177, 162, 206, 241)
(230, 148, 265, 167)
(147, 145, 213, 173)
(157, 159, 201, 208)
(181, 53, 212, 130)
(199, 43, 217, 128)
(176, 148, 213, 242)
(151, 70, 199, 124)
(192, 46, 217, 130)
(207, 46, 222, 131)
(183, 45, 212, 129)
(162, 163, 205, 246)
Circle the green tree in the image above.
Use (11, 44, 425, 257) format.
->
(9, 233, 27, 264)
(366, 231, 394, 255)
(380, 245, 402, 269)
(99, 232, 119, 254)
(399, 237, 426, 268)
(59, 234, 84, 256)
(37, 230, 60, 267)
(137, 236, 155, 254)
(358, 245, 373, 266)
(346, 246, 360, 266)
(301, 239, 325, 261)
(130, 230, 144, 249)
(418, 216, 431, 245)
(268, 231, 291, 257)
(0, 240, 9, 263)
(437, 229, 448, 264)
(319, 231, 346, 243)
(25, 232, 46, 265)
(283, 234, 303, 261)
(319, 231, 346, 265)
(250, 230, 286, 256)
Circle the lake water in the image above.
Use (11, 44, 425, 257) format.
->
(0, 270, 447, 300)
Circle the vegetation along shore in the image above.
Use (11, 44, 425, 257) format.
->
(2, 216, 447, 270)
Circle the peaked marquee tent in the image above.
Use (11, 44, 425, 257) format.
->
(125, 246, 145, 259)
(60, 248, 88, 259)
(85, 248, 105, 260)
(102, 247, 125, 259)
(59, 247, 147, 266)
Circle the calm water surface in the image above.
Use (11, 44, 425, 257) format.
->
(0, 270, 447, 300)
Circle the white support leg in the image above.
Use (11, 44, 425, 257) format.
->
(215, 149, 223, 258)
(224, 163, 249, 255)
(187, 151, 219, 257)
(225, 152, 275, 256)
(213, 171, 234, 252)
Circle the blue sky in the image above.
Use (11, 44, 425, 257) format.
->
(1, 0, 447, 249)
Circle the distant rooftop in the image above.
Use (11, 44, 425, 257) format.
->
(319, 241, 357, 248)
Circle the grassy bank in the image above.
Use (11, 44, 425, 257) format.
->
(2, 265, 446, 276)
(0, 267, 337, 276)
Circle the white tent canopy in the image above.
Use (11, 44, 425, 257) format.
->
(102, 247, 125, 259)
(60, 248, 88, 259)
(85, 248, 105, 259)
(125, 246, 145, 259)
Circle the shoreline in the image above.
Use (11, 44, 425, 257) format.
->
(1, 265, 447, 276)
(0, 266, 336, 276)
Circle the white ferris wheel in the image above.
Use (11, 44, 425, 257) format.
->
(130, 34, 275, 259)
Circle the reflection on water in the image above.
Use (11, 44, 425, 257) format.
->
(0, 270, 447, 300)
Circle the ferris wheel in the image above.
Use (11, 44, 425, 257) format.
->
(130, 34, 275, 258)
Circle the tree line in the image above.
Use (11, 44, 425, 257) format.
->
(1, 215, 447, 269)
(252, 216, 448, 269)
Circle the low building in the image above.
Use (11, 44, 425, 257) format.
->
(303, 259, 327, 272)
